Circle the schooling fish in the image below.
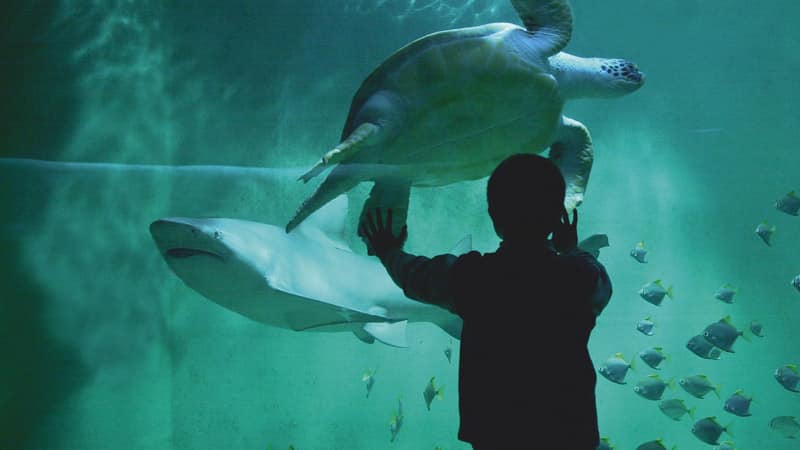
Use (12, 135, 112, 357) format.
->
(637, 317, 656, 336)
(755, 221, 776, 246)
(775, 191, 800, 216)
(423, 377, 444, 411)
(691, 416, 732, 445)
(723, 389, 753, 417)
(639, 346, 668, 370)
(714, 284, 737, 304)
(639, 280, 673, 306)
(597, 437, 615, 450)
(362, 369, 376, 398)
(634, 374, 673, 400)
(389, 399, 403, 442)
(703, 316, 748, 353)
(749, 320, 764, 337)
(599, 353, 635, 384)
(680, 374, 721, 399)
(687, 334, 721, 360)
(774, 364, 800, 392)
(443, 342, 452, 363)
(658, 398, 695, 421)
(635, 438, 674, 450)
(630, 241, 648, 263)
(770, 416, 800, 438)
(792, 274, 800, 293)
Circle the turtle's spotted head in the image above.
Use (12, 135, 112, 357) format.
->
(599, 58, 645, 92)
(550, 53, 645, 99)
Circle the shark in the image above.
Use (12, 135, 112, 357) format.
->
(149, 195, 466, 347)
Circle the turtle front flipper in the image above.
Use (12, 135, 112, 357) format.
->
(549, 116, 593, 211)
(298, 123, 380, 183)
(511, 0, 573, 56)
(358, 179, 411, 255)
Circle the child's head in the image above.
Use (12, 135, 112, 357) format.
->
(487, 154, 566, 240)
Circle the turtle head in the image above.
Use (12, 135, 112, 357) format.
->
(596, 58, 645, 95)
(550, 53, 644, 99)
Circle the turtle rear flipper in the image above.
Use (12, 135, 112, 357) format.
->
(299, 123, 380, 183)
(549, 115, 593, 211)
(511, 0, 573, 56)
(287, 164, 361, 233)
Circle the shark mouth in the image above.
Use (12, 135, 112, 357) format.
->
(165, 247, 223, 260)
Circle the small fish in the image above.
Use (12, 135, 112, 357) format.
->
(774, 364, 800, 392)
(444, 343, 452, 363)
(639, 280, 673, 306)
(597, 437, 615, 450)
(714, 284, 737, 304)
(599, 353, 635, 384)
(630, 241, 648, 263)
(770, 415, 800, 438)
(755, 221, 776, 246)
(680, 374, 721, 399)
(637, 316, 656, 336)
(634, 374, 673, 400)
(363, 369, 376, 398)
(703, 316, 748, 353)
(792, 274, 800, 293)
(639, 346, 668, 370)
(423, 377, 444, 411)
(635, 438, 674, 450)
(658, 398, 695, 421)
(749, 320, 764, 337)
(723, 389, 753, 417)
(775, 191, 800, 216)
(389, 399, 403, 442)
(687, 334, 721, 360)
(692, 416, 732, 445)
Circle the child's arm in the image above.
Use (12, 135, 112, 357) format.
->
(360, 209, 457, 311)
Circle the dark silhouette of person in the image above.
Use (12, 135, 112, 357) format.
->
(359, 153, 612, 449)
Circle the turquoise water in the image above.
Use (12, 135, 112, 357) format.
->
(1, 1, 799, 449)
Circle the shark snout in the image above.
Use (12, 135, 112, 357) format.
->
(149, 218, 229, 260)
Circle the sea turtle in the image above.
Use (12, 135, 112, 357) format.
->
(285, 0, 644, 240)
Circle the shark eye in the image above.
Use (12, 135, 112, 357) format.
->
(214, 231, 223, 240)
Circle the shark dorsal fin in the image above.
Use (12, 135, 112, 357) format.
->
(449, 235, 472, 255)
(295, 194, 350, 250)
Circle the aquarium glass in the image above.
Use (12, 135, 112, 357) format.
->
(2, 1, 799, 449)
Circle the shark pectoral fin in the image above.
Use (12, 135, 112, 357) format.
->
(298, 123, 379, 183)
(549, 116, 593, 211)
(362, 321, 408, 348)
